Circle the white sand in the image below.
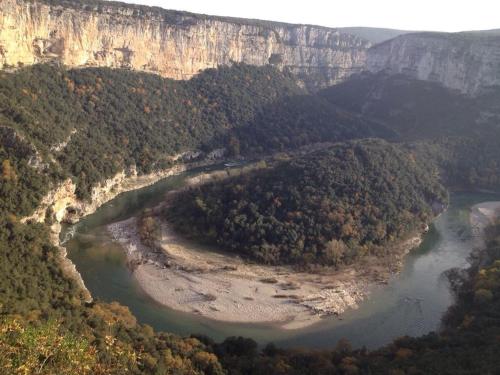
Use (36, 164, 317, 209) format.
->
(109, 217, 422, 330)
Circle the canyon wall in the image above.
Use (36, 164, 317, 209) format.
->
(367, 32, 500, 95)
(2, 0, 498, 94)
(0, 0, 369, 89)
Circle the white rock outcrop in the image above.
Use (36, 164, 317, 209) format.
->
(0, 0, 369, 88)
(367, 32, 500, 95)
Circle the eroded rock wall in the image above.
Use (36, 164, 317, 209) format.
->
(367, 33, 500, 95)
(0, 0, 369, 88)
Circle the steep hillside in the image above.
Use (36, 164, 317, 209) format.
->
(320, 72, 482, 140)
(320, 72, 500, 190)
(0, 0, 369, 90)
(0, 63, 296, 202)
(0, 63, 389, 209)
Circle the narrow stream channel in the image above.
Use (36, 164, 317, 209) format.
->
(62, 166, 500, 349)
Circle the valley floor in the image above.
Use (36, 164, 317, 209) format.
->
(108, 214, 423, 330)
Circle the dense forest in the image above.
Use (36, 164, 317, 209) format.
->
(413, 136, 500, 190)
(0, 63, 392, 202)
(1, 59, 500, 373)
(321, 72, 500, 191)
(166, 139, 447, 265)
(0, 210, 225, 373)
(3, 64, 498, 209)
(320, 72, 484, 140)
(0, 63, 296, 200)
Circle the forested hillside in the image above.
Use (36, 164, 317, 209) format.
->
(321, 72, 483, 140)
(0, 63, 295, 201)
(166, 140, 447, 266)
(321, 72, 500, 191)
(1, 60, 500, 373)
(0, 63, 391, 203)
(0, 182, 225, 373)
(413, 136, 500, 190)
(0, 68, 240, 371)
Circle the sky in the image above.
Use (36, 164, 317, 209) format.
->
(115, 0, 499, 32)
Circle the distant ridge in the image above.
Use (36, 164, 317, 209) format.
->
(339, 27, 414, 44)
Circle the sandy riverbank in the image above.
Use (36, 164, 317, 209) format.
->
(50, 144, 338, 302)
(109, 216, 423, 330)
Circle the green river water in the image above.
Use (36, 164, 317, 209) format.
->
(62, 165, 500, 349)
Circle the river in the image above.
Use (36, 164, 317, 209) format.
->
(62, 165, 500, 349)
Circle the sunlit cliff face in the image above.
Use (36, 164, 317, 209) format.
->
(0, 0, 368, 89)
(366, 33, 500, 95)
(2, 0, 497, 94)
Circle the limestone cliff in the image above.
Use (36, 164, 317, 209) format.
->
(367, 32, 500, 95)
(0, 0, 369, 89)
(23, 164, 190, 225)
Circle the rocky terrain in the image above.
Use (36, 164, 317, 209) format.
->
(2, 0, 500, 94)
(367, 32, 500, 95)
(0, 0, 368, 89)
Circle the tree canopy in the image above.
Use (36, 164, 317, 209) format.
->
(166, 139, 447, 266)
